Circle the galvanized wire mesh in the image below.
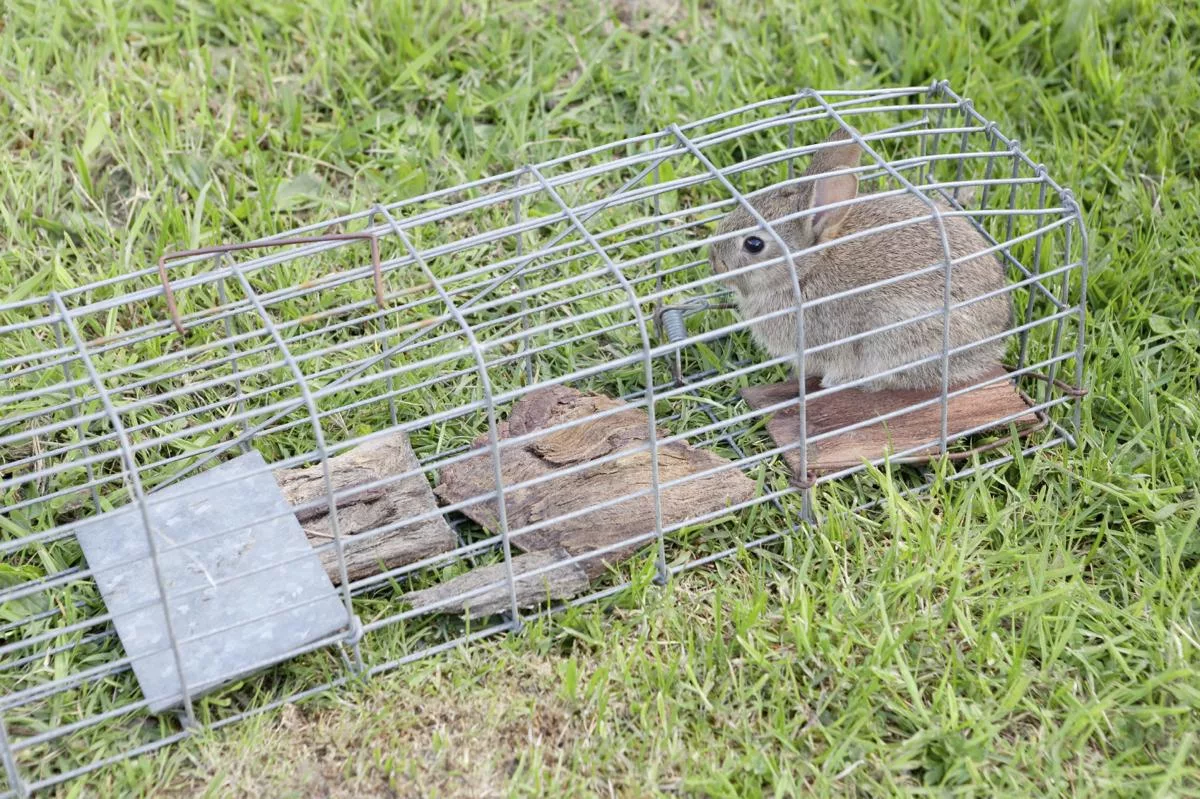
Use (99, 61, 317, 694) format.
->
(0, 81, 1086, 797)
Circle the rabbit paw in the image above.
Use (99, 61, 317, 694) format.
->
(817, 372, 850, 390)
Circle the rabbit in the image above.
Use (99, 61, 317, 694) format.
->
(707, 129, 1012, 392)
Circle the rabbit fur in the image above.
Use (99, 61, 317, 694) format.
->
(707, 129, 1011, 392)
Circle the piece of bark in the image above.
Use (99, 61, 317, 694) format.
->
(434, 385, 758, 581)
(403, 547, 590, 619)
(740, 366, 1042, 484)
(273, 431, 455, 585)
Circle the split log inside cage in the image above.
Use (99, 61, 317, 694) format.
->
(404, 547, 590, 619)
(274, 431, 456, 585)
(424, 385, 758, 612)
(740, 367, 1044, 484)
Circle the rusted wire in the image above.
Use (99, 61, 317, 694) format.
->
(156, 233, 385, 335)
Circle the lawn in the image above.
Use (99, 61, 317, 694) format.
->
(2, 0, 1199, 796)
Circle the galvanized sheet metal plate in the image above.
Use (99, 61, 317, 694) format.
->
(75, 450, 349, 713)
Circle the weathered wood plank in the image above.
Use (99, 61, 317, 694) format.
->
(434, 385, 758, 581)
(403, 548, 590, 619)
(740, 367, 1042, 483)
(274, 431, 455, 585)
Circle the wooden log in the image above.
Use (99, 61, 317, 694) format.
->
(273, 431, 455, 585)
(739, 366, 1043, 484)
(403, 547, 590, 620)
(434, 385, 758, 581)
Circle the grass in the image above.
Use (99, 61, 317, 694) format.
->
(2, 0, 1199, 796)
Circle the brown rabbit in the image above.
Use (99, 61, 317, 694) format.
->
(708, 129, 1011, 392)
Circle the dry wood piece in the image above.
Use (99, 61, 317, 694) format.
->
(740, 366, 1043, 484)
(434, 385, 758, 582)
(274, 431, 455, 585)
(404, 548, 590, 619)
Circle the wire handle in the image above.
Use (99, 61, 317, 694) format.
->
(156, 233, 385, 334)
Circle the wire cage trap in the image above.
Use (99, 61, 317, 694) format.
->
(0, 81, 1087, 796)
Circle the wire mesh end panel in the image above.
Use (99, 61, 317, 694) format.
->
(0, 81, 1087, 797)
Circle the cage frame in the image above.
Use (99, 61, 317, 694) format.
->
(0, 80, 1087, 797)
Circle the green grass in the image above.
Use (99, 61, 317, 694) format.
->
(2, 0, 1199, 796)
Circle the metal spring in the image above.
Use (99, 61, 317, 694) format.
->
(659, 308, 688, 343)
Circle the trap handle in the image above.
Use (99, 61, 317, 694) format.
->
(156, 233, 385, 335)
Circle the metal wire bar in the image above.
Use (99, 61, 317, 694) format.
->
(49, 320, 100, 513)
(377, 205, 524, 630)
(512, 172, 535, 384)
(1069, 202, 1088, 445)
(215, 276, 253, 453)
(45, 293, 198, 727)
(667, 122, 815, 520)
(1044, 218, 1075, 405)
(1018, 177, 1052, 370)
(0, 714, 23, 799)
(527, 164, 671, 585)
(807, 90, 959, 457)
(228, 264, 364, 671)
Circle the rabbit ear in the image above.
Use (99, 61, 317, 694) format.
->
(805, 129, 861, 241)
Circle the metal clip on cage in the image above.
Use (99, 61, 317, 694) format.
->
(0, 81, 1086, 797)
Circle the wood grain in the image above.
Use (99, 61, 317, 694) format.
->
(740, 366, 1041, 482)
(274, 431, 455, 585)
(434, 385, 758, 581)
(403, 547, 590, 619)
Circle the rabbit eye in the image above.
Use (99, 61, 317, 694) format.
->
(743, 236, 765, 254)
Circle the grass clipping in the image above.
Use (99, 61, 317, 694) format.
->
(410, 385, 757, 618)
